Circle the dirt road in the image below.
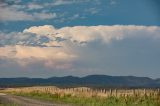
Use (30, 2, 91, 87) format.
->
(0, 93, 73, 106)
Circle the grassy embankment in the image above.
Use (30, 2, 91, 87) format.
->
(10, 91, 160, 106)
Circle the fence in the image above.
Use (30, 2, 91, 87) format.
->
(3, 86, 160, 98)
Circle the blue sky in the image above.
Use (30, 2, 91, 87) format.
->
(0, 0, 160, 78)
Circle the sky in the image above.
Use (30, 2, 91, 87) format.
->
(0, 0, 160, 78)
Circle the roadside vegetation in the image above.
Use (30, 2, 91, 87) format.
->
(2, 87, 159, 106)
(0, 102, 17, 106)
(13, 91, 160, 106)
(0, 94, 17, 106)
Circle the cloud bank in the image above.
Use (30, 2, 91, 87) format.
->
(0, 25, 160, 77)
(24, 25, 160, 44)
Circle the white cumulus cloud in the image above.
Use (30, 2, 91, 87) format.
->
(24, 25, 160, 44)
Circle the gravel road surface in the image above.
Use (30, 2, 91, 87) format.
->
(0, 93, 74, 106)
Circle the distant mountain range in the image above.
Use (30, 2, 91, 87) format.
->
(0, 75, 160, 88)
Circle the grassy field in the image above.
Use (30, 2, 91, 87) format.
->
(1, 87, 159, 106)
(13, 91, 160, 106)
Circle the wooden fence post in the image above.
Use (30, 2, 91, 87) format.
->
(144, 89, 146, 95)
(109, 89, 112, 96)
(115, 89, 117, 97)
(132, 89, 135, 95)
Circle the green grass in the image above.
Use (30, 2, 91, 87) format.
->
(0, 96, 17, 106)
(12, 91, 160, 106)
(0, 102, 17, 106)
